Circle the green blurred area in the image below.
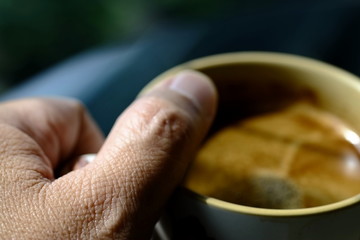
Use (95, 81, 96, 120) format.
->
(0, 0, 273, 91)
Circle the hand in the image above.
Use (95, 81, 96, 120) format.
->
(0, 70, 217, 239)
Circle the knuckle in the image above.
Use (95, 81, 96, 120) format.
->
(61, 98, 86, 112)
(32, 97, 85, 112)
(136, 96, 192, 141)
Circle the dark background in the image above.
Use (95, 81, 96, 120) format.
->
(1, 0, 360, 133)
(0, 0, 272, 91)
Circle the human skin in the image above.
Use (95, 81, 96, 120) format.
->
(0, 70, 217, 239)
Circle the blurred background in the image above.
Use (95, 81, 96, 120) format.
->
(1, 0, 360, 132)
(0, 0, 272, 92)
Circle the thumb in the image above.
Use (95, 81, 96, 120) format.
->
(51, 70, 217, 239)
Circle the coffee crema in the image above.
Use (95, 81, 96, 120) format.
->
(183, 101, 360, 209)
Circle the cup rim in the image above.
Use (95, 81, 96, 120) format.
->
(179, 187, 360, 217)
(151, 51, 360, 93)
(157, 51, 360, 217)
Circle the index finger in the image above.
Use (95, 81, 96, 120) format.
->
(0, 98, 104, 175)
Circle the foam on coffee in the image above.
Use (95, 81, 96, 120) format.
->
(183, 100, 360, 209)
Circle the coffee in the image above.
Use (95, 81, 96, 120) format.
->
(183, 100, 360, 209)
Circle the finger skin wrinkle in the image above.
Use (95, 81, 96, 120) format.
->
(127, 96, 191, 154)
(25, 98, 82, 167)
(0, 98, 88, 169)
(132, 96, 194, 175)
(0, 99, 63, 165)
(0, 98, 110, 239)
(44, 169, 129, 239)
(99, 95, 192, 205)
(0, 182, 55, 239)
(91, 162, 139, 236)
(0, 124, 54, 180)
(86, 96, 197, 238)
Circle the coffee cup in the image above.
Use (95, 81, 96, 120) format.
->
(152, 52, 360, 240)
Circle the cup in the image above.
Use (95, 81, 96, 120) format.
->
(152, 52, 360, 240)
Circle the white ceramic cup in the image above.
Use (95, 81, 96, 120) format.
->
(151, 52, 360, 240)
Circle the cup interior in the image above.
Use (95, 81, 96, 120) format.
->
(154, 52, 360, 215)
(195, 58, 360, 134)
